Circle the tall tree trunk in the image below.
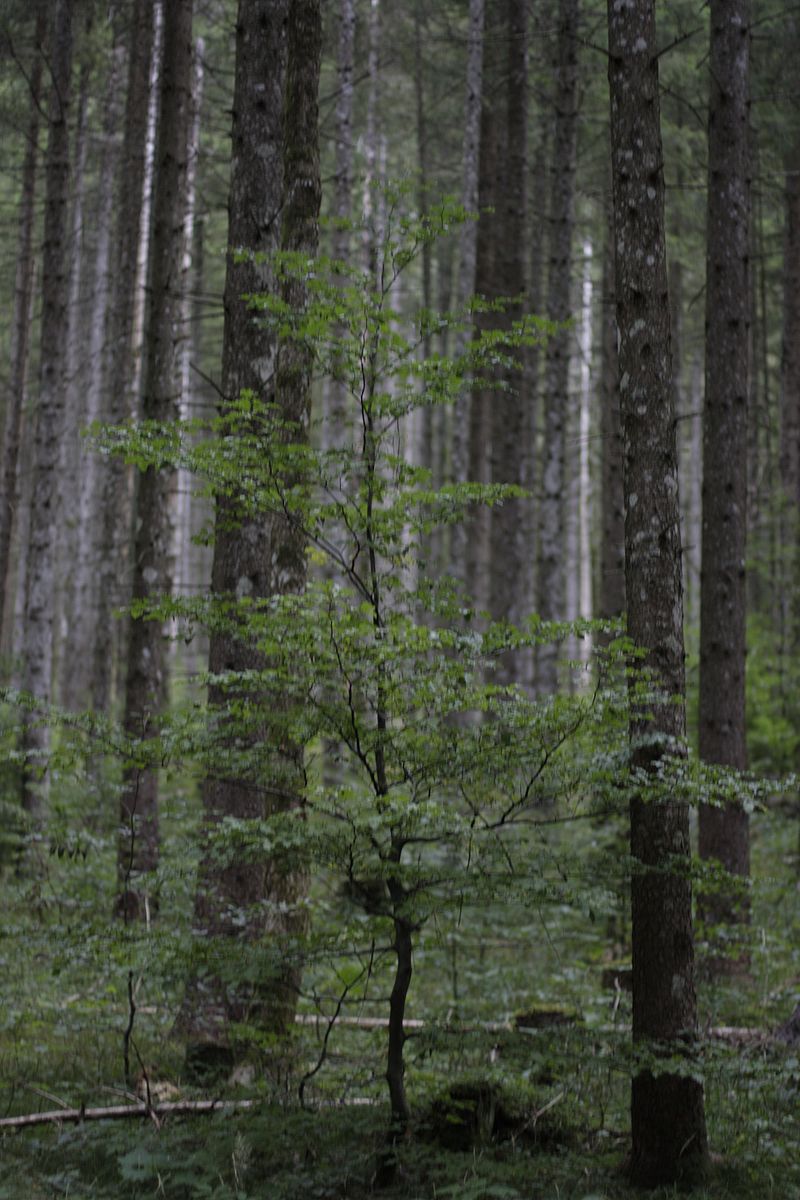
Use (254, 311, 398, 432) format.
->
(56, 45, 91, 704)
(489, 0, 527, 683)
(116, 0, 195, 920)
(607, 0, 709, 1185)
(64, 39, 125, 711)
(19, 0, 74, 821)
(173, 36, 205, 621)
(450, 0, 484, 590)
(598, 184, 624, 625)
(93, 0, 157, 717)
(322, 0, 355, 455)
(537, 0, 579, 693)
(178, 0, 291, 1069)
(0, 11, 45, 651)
(698, 0, 751, 947)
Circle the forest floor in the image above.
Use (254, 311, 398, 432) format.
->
(2, 790, 800, 1199)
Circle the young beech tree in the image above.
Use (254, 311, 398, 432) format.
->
(141, 201, 627, 1174)
(608, 0, 709, 1186)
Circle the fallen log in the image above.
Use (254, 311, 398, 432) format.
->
(0, 1098, 256, 1131)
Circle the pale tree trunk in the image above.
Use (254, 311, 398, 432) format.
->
(537, 0, 579, 694)
(489, 0, 527, 684)
(577, 239, 592, 667)
(450, 0, 484, 590)
(0, 11, 45, 652)
(19, 0, 74, 821)
(363, 0, 381, 277)
(698, 0, 751, 949)
(56, 49, 90, 702)
(179, 0, 291, 1070)
(173, 36, 204, 639)
(116, 0, 194, 920)
(64, 39, 125, 713)
(322, 0, 355, 455)
(598, 186, 624, 625)
(93, 0, 157, 717)
(608, 0, 709, 1185)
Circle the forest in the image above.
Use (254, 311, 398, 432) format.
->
(0, 0, 799, 1196)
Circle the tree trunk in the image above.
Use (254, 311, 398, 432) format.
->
(450, 0, 484, 590)
(489, 0, 527, 683)
(178, 0, 298, 1069)
(607, 0, 709, 1185)
(93, 0, 157, 717)
(0, 12, 45, 653)
(19, 0, 74, 821)
(323, 0, 355, 455)
(698, 0, 751, 947)
(116, 0, 195, 920)
(467, 25, 504, 618)
(598, 184, 624, 625)
(537, 0, 579, 693)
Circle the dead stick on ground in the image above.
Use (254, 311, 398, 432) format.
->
(0, 1099, 258, 1130)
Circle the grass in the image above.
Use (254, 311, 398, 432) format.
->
(2, 764, 800, 1197)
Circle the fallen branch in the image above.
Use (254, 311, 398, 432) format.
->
(0, 1098, 257, 1131)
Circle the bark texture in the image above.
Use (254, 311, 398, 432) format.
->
(537, 0, 579, 693)
(117, 0, 194, 918)
(0, 12, 45, 650)
(451, 0, 484, 589)
(598, 185, 624, 624)
(489, 0, 527, 678)
(181, 0, 321, 1064)
(698, 0, 751, 938)
(94, 0, 156, 716)
(19, 0, 74, 818)
(607, 0, 709, 1185)
(780, 139, 800, 511)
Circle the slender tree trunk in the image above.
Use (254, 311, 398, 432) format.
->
(323, 0, 355, 455)
(173, 36, 205, 618)
(698, 0, 751, 947)
(93, 0, 157, 717)
(19, 0, 74, 820)
(56, 47, 91, 703)
(0, 12, 45, 652)
(607, 0, 709, 1185)
(537, 0, 579, 693)
(466, 81, 501, 618)
(489, 0, 527, 683)
(450, 0, 484, 589)
(598, 185, 624, 625)
(116, 0, 195, 919)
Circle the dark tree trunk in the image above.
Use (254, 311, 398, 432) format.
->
(116, 0, 195, 919)
(19, 0, 74, 820)
(181, 0, 322, 1066)
(94, 0, 156, 717)
(537, 0, 579, 694)
(467, 26, 504, 617)
(607, 0, 709, 1186)
(698, 0, 751, 948)
(0, 11, 45, 652)
(489, 0, 527, 682)
(450, 0, 484, 590)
